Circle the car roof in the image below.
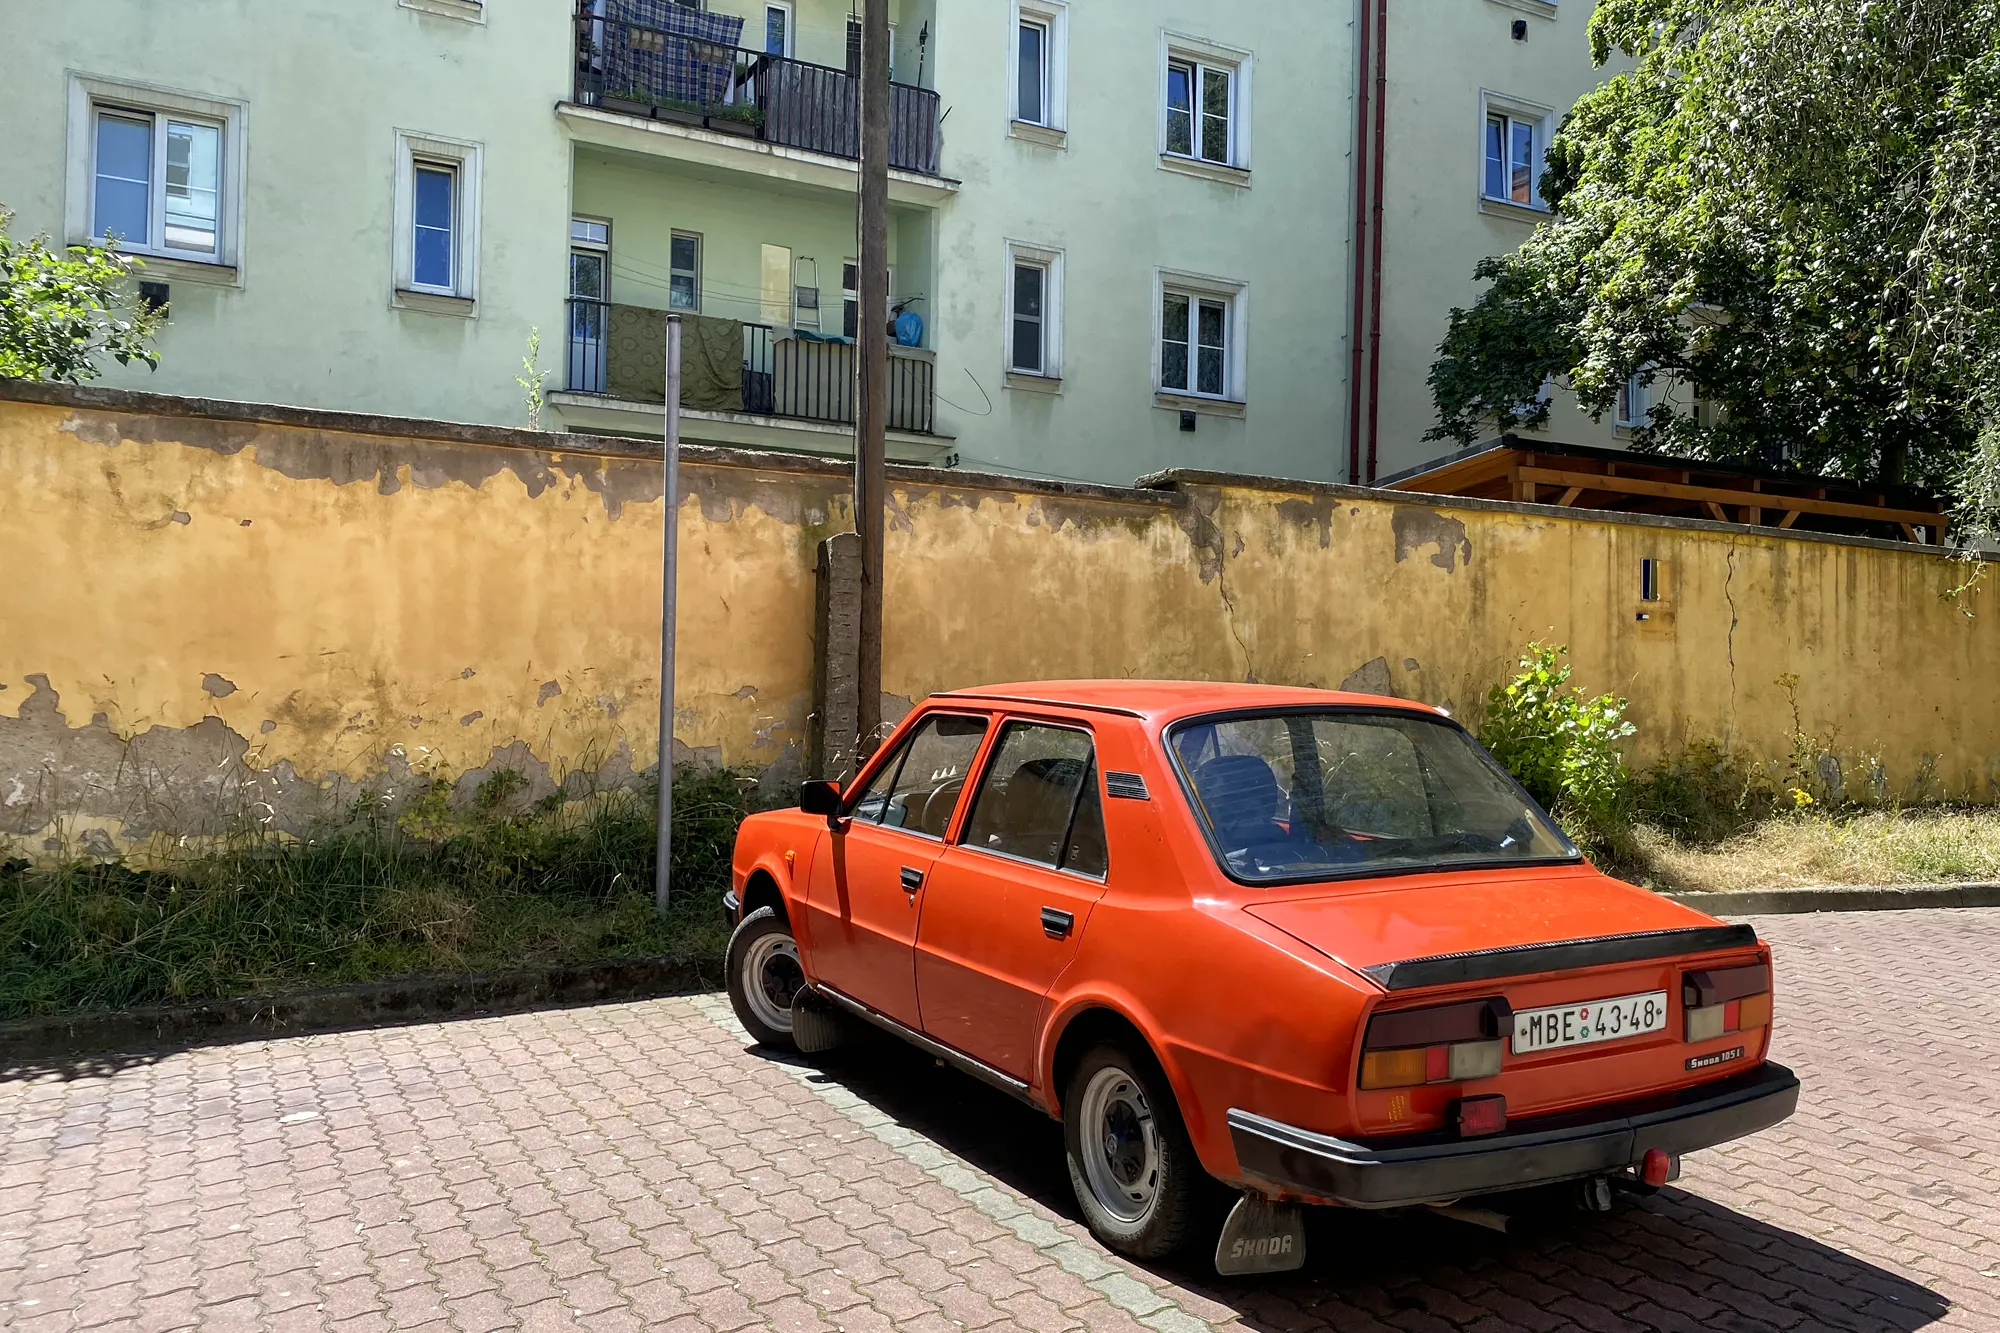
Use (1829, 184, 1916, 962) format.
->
(928, 679, 1450, 725)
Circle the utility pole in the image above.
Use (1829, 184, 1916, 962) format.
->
(853, 0, 890, 761)
(655, 314, 682, 916)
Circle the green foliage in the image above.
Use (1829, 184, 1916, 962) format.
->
(1478, 643, 1637, 832)
(0, 208, 163, 383)
(1428, 0, 2000, 509)
(515, 326, 548, 429)
(0, 766, 762, 1020)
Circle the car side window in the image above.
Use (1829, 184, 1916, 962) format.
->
(848, 713, 990, 837)
(960, 722, 1108, 877)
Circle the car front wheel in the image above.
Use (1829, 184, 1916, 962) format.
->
(726, 907, 803, 1051)
(1063, 1042, 1200, 1258)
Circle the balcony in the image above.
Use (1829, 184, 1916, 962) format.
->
(558, 298, 939, 450)
(571, 2, 943, 178)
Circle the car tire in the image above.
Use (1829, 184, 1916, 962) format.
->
(1063, 1041, 1201, 1259)
(726, 907, 804, 1052)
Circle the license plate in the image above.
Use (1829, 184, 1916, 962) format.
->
(1512, 990, 1668, 1054)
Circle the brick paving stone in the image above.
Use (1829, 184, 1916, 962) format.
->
(5, 908, 1998, 1331)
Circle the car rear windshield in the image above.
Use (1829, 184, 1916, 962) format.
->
(1169, 709, 1579, 882)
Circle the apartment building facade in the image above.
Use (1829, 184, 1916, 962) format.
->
(0, 0, 1617, 486)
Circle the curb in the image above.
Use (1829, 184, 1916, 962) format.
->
(1666, 882, 2000, 916)
(0, 953, 722, 1074)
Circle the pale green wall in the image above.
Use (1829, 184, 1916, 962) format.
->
(0, 0, 576, 429)
(923, 1, 1358, 484)
(1371, 3, 1631, 477)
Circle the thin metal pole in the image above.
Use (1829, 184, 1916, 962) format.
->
(655, 314, 682, 917)
(854, 0, 890, 762)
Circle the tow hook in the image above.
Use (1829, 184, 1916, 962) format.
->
(1214, 1192, 1306, 1275)
(1574, 1174, 1615, 1213)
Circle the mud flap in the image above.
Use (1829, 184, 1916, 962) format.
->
(791, 988, 848, 1054)
(1213, 1193, 1306, 1276)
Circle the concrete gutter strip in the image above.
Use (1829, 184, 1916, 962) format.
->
(1667, 882, 2000, 916)
(0, 954, 719, 1072)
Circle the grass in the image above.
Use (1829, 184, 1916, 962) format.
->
(0, 767, 759, 1022)
(1611, 806, 2000, 893)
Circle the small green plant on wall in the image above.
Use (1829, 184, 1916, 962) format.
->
(516, 326, 549, 429)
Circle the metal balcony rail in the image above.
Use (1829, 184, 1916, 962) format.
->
(573, 4, 943, 176)
(567, 298, 936, 437)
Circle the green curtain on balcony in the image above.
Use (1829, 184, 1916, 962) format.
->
(607, 305, 743, 412)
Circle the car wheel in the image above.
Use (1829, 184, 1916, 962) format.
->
(726, 907, 804, 1051)
(1063, 1042, 1200, 1259)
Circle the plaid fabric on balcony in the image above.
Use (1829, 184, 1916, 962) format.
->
(599, 0, 745, 108)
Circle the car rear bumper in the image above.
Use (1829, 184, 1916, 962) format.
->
(1227, 1060, 1799, 1209)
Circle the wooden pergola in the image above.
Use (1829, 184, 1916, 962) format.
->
(1381, 437, 1949, 545)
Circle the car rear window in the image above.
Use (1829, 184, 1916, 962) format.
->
(1169, 709, 1578, 882)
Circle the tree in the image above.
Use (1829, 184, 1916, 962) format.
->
(0, 209, 163, 383)
(1427, 0, 2000, 546)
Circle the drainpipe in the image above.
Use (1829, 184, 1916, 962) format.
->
(1364, 0, 1387, 483)
(1344, 0, 1374, 485)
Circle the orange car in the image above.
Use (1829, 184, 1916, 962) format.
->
(724, 682, 1797, 1272)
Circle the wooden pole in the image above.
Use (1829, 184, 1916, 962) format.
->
(853, 0, 890, 761)
(655, 314, 682, 917)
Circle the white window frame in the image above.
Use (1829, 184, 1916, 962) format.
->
(1153, 269, 1247, 405)
(762, 1, 794, 57)
(1004, 241, 1064, 381)
(1010, 1, 1068, 132)
(669, 230, 702, 312)
(393, 130, 481, 311)
(1158, 33, 1252, 175)
(64, 74, 246, 281)
(1478, 90, 1556, 213)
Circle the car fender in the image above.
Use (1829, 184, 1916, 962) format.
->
(1037, 982, 1206, 1137)
(732, 813, 826, 963)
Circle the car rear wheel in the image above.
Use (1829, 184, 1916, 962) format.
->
(726, 907, 803, 1051)
(1063, 1042, 1199, 1258)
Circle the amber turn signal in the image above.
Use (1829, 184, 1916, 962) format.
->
(1359, 1048, 1429, 1090)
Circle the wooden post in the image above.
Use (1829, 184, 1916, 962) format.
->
(853, 0, 890, 761)
(655, 315, 682, 917)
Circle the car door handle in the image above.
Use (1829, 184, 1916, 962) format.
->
(900, 866, 924, 893)
(1040, 907, 1074, 939)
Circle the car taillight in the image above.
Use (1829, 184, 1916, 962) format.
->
(1683, 962, 1771, 1041)
(1358, 997, 1510, 1090)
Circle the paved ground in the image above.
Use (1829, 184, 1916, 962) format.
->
(4, 907, 1997, 1333)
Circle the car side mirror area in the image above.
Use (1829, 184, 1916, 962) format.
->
(798, 779, 847, 830)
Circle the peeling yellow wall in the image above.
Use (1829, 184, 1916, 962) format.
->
(3, 390, 1995, 858)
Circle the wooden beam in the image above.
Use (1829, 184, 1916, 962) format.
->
(1900, 523, 1921, 545)
(1778, 509, 1802, 530)
(1557, 486, 1582, 507)
(1515, 466, 1950, 530)
(1704, 501, 1728, 523)
(1740, 506, 1762, 526)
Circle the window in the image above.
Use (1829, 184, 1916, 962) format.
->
(569, 218, 610, 393)
(1617, 371, 1649, 427)
(669, 231, 701, 311)
(394, 131, 481, 307)
(842, 261, 859, 339)
(1005, 243, 1062, 379)
(961, 723, 1108, 878)
(1169, 710, 1576, 883)
(764, 1, 792, 56)
(1017, 19, 1049, 124)
(1480, 94, 1555, 210)
(411, 163, 456, 291)
(846, 14, 862, 74)
(847, 714, 991, 838)
(86, 105, 223, 259)
(1159, 286, 1233, 398)
(1640, 558, 1663, 603)
(1159, 37, 1248, 172)
(1010, 2, 1067, 132)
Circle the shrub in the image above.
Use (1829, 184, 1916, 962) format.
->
(1478, 643, 1636, 838)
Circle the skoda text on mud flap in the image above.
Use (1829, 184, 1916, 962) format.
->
(722, 681, 1800, 1271)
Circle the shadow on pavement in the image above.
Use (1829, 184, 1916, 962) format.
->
(783, 1031, 1952, 1333)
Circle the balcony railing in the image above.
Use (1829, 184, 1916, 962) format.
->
(573, 4, 943, 176)
(567, 298, 936, 436)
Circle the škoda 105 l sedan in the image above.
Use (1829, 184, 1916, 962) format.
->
(723, 682, 1797, 1273)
